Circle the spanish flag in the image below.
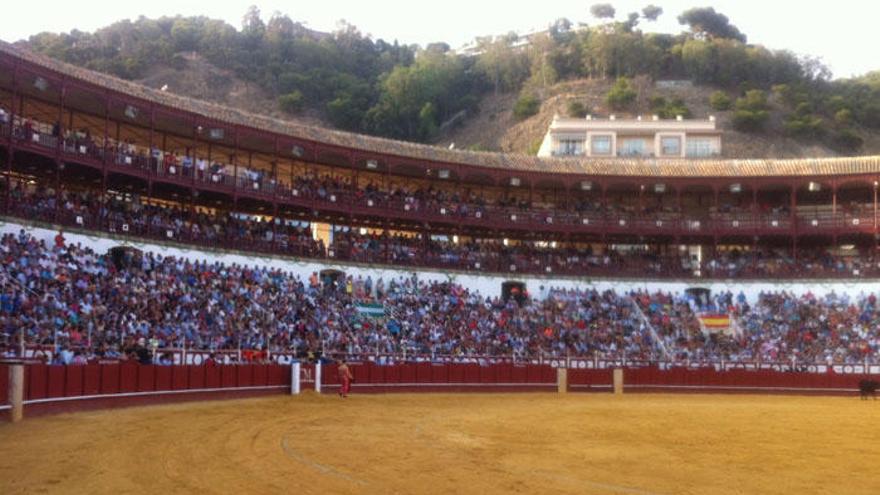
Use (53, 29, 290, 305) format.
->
(698, 314, 730, 329)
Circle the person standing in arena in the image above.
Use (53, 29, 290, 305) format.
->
(338, 359, 353, 398)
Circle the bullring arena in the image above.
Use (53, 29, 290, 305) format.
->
(2, 362, 880, 494)
(0, 393, 877, 495)
(4, 9, 880, 494)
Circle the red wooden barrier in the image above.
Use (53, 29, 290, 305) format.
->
(253, 365, 267, 387)
(10, 361, 875, 422)
(416, 363, 432, 383)
(541, 366, 556, 383)
(0, 364, 7, 403)
(47, 365, 65, 398)
(383, 363, 399, 383)
(205, 365, 220, 388)
(65, 366, 84, 397)
(120, 364, 137, 393)
(82, 365, 100, 396)
(448, 363, 465, 383)
(620, 366, 866, 393)
(399, 363, 416, 383)
(352, 363, 369, 384)
(567, 368, 614, 392)
(171, 366, 188, 390)
(318, 361, 558, 393)
(525, 364, 543, 383)
(280, 364, 292, 387)
(137, 365, 155, 392)
(28, 364, 47, 400)
(430, 364, 447, 384)
(155, 366, 172, 391)
(510, 365, 527, 383)
(370, 363, 386, 384)
(189, 365, 206, 389)
(323, 363, 340, 386)
(9, 363, 294, 419)
(479, 364, 496, 383)
(266, 364, 283, 386)
(496, 363, 512, 384)
(100, 364, 120, 394)
(237, 365, 253, 388)
(463, 363, 480, 383)
(220, 366, 237, 388)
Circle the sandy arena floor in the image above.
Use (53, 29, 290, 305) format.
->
(1, 392, 879, 494)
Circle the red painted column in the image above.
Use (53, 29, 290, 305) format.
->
(148, 103, 155, 177)
(4, 59, 19, 215)
(232, 129, 239, 211)
(873, 179, 878, 247)
(102, 92, 110, 169)
(55, 77, 66, 160)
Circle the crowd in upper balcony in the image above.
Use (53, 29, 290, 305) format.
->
(7, 109, 871, 230)
(2, 177, 878, 279)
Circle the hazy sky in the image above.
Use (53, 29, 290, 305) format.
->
(2, 0, 877, 78)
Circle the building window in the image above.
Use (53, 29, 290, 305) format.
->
(591, 135, 612, 155)
(618, 139, 646, 157)
(660, 136, 681, 156)
(686, 138, 715, 157)
(557, 139, 584, 156)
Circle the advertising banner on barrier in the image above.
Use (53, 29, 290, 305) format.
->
(555, 359, 880, 375)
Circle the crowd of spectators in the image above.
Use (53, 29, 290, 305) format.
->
(0, 230, 658, 363)
(633, 289, 880, 365)
(2, 230, 880, 366)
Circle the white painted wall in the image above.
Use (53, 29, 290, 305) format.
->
(4, 219, 880, 302)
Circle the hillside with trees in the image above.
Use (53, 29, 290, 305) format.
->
(19, 5, 880, 157)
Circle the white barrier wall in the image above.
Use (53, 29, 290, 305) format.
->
(4, 219, 880, 302)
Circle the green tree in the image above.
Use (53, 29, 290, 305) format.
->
(834, 109, 853, 126)
(241, 6, 265, 37)
(474, 34, 529, 95)
(642, 5, 663, 21)
(590, 3, 616, 19)
(732, 90, 770, 131)
(678, 7, 747, 43)
(830, 129, 863, 151)
(651, 96, 690, 119)
(605, 77, 637, 110)
(709, 91, 732, 110)
(567, 101, 589, 118)
(170, 17, 201, 52)
(418, 102, 439, 137)
(278, 91, 304, 113)
(524, 33, 559, 92)
(784, 114, 825, 138)
(513, 93, 541, 119)
(365, 51, 473, 141)
(679, 39, 716, 83)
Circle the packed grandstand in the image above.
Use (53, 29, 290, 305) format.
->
(2, 41, 880, 368)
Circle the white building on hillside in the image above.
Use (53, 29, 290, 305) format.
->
(537, 114, 722, 159)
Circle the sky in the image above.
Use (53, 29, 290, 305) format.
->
(1, 0, 878, 78)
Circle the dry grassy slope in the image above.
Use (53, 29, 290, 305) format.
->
(136, 52, 327, 129)
(438, 77, 880, 159)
